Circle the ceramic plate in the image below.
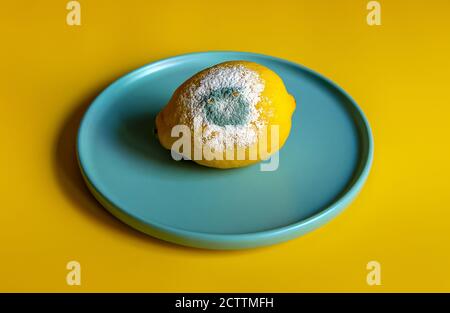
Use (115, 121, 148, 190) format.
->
(77, 51, 373, 249)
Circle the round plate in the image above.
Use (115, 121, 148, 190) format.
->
(77, 51, 373, 249)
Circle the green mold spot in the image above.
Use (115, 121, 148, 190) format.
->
(203, 87, 250, 126)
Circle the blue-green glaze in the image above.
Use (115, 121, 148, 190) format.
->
(77, 51, 374, 250)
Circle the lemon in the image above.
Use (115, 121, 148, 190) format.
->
(155, 61, 296, 169)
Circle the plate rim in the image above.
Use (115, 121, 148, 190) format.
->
(76, 51, 374, 249)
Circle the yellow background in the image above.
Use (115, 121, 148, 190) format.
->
(1, 0, 449, 292)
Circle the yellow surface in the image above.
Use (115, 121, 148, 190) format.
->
(156, 61, 296, 168)
(1, 0, 449, 292)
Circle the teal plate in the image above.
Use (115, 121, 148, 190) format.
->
(77, 51, 373, 249)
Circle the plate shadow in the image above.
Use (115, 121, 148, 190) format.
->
(52, 88, 197, 252)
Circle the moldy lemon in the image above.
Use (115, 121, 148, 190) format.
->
(155, 61, 296, 168)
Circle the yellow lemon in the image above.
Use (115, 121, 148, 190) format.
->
(155, 61, 296, 168)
